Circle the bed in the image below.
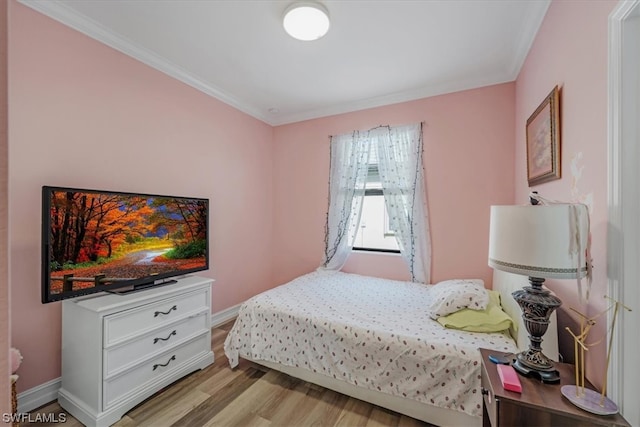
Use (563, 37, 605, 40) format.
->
(223, 269, 558, 427)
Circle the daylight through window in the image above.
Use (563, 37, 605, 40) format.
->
(353, 151, 400, 253)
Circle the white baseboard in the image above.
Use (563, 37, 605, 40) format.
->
(17, 377, 61, 413)
(17, 305, 241, 413)
(210, 303, 240, 327)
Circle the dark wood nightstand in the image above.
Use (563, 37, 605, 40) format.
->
(480, 348, 630, 427)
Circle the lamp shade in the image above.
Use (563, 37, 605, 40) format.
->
(488, 204, 589, 279)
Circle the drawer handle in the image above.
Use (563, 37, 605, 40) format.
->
(153, 330, 177, 344)
(153, 355, 176, 371)
(154, 305, 177, 317)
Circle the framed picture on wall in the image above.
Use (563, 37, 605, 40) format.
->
(526, 85, 560, 186)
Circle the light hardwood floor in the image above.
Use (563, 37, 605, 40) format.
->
(24, 320, 435, 427)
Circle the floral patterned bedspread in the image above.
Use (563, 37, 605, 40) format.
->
(223, 270, 517, 417)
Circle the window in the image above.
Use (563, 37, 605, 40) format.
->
(322, 123, 429, 283)
(353, 161, 400, 253)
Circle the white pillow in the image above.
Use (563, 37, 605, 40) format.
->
(428, 279, 490, 319)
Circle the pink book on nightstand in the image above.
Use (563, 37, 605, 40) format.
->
(497, 364, 522, 393)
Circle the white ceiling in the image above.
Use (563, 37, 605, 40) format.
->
(20, 0, 550, 126)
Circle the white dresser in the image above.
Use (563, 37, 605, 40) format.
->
(58, 276, 214, 427)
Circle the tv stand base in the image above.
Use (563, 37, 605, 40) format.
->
(105, 278, 178, 295)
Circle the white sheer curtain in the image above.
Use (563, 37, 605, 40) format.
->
(321, 123, 431, 284)
(374, 123, 431, 283)
(320, 131, 371, 271)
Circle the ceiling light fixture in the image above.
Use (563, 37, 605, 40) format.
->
(283, 2, 330, 41)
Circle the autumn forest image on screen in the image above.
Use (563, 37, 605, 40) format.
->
(47, 190, 208, 294)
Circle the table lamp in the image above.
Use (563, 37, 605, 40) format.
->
(488, 203, 590, 383)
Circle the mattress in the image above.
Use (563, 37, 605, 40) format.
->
(224, 270, 518, 417)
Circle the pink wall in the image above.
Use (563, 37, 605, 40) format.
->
(8, 2, 274, 392)
(0, 0, 10, 416)
(272, 83, 516, 287)
(514, 0, 616, 390)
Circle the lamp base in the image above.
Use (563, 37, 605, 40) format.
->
(512, 276, 562, 383)
(513, 354, 560, 383)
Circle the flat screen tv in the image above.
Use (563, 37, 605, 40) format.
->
(42, 186, 209, 303)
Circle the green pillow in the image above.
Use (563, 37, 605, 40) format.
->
(436, 290, 516, 333)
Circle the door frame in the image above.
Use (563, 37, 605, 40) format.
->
(607, 1, 640, 424)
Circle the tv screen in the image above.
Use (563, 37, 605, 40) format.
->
(42, 186, 209, 303)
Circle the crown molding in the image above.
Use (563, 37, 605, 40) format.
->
(18, 0, 272, 124)
(506, 0, 551, 80)
(270, 73, 514, 126)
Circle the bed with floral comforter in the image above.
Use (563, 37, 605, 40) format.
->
(224, 270, 518, 421)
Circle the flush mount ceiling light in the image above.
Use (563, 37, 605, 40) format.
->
(283, 2, 330, 41)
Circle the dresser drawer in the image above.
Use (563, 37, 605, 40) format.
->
(103, 333, 210, 409)
(103, 310, 209, 378)
(104, 289, 209, 346)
